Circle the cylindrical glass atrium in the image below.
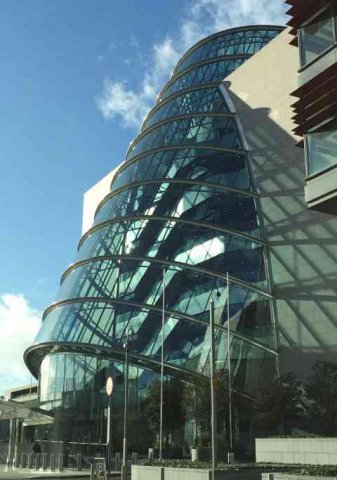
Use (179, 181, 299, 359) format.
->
(25, 26, 282, 445)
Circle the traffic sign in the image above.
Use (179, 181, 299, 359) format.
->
(106, 377, 113, 397)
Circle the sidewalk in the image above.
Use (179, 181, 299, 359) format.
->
(0, 468, 91, 479)
(0, 468, 122, 480)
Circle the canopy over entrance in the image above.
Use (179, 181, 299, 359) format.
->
(0, 399, 53, 426)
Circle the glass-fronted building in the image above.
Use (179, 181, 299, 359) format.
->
(25, 26, 282, 446)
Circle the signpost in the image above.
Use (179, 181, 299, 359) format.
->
(91, 457, 108, 480)
(106, 377, 114, 478)
(106, 377, 113, 397)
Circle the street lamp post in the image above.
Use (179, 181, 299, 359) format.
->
(209, 298, 217, 480)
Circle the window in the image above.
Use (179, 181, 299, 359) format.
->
(300, 9, 335, 66)
(306, 121, 337, 176)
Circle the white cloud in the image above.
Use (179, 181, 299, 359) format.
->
(96, 0, 287, 129)
(97, 80, 150, 128)
(0, 293, 41, 394)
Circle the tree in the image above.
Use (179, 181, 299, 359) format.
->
(183, 374, 224, 445)
(183, 372, 251, 447)
(253, 372, 304, 435)
(145, 377, 185, 445)
(305, 361, 337, 434)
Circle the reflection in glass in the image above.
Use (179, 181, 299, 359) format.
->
(77, 218, 265, 287)
(128, 116, 241, 160)
(27, 27, 281, 442)
(112, 149, 252, 192)
(58, 259, 270, 329)
(39, 296, 275, 389)
(144, 87, 227, 130)
(94, 182, 260, 236)
(176, 28, 280, 73)
(161, 59, 245, 100)
(306, 123, 337, 175)
(300, 10, 334, 65)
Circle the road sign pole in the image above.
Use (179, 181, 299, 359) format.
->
(107, 397, 111, 474)
(106, 377, 114, 478)
(122, 344, 129, 480)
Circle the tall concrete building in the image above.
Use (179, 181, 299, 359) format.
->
(23, 10, 337, 450)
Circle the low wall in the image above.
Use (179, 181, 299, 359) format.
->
(131, 465, 227, 480)
(256, 438, 337, 465)
(132, 466, 164, 480)
(262, 473, 336, 480)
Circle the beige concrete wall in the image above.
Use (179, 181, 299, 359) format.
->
(82, 167, 119, 235)
(226, 29, 337, 376)
(257, 438, 337, 465)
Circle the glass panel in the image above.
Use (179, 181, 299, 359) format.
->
(301, 10, 334, 65)
(38, 352, 151, 444)
(39, 354, 112, 405)
(77, 222, 126, 261)
(112, 149, 251, 192)
(95, 183, 260, 236)
(38, 297, 275, 388)
(306, 123, 337, 175)
(76, 218, 266, 289)
(127, 116, 242, 161)
(161, 59, 245, 100)
(177, 29, 280, 73)
(58, 260, 272, 346)
(144, 87, 227, 130)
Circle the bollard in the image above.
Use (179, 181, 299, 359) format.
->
(77, 453, 82, 471)
(50, 453, 55, 471)
(58, 453, 64, 471)
(28, 452, 34, 469)
(148, 448, 154, 464)
(34, 453, 40, 471)
(90, 463, 94, 480)
(191, 448, 199, 462)
(42, 453, 48, 470)
(14, 446, 19, 469)
(114, 452, 121, 471)
(20, 453, 27, 468)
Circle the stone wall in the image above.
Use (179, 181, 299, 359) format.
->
(256, 438, 337, 465)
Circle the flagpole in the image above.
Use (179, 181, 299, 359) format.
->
(227, 271, 233, 460)
(209, 297, 217, 480)
(159, 267, 165, 461)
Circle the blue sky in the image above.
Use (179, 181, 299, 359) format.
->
(0, 0, 288, 393)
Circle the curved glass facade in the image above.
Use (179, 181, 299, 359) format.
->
(174, 28, 280, 73)
(25, 25, 282, 444)
(127, 115, 241, 160)
(112, 149, 253, 192)
(160, 58, 246, 100)
(143, 87, 229, 130)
